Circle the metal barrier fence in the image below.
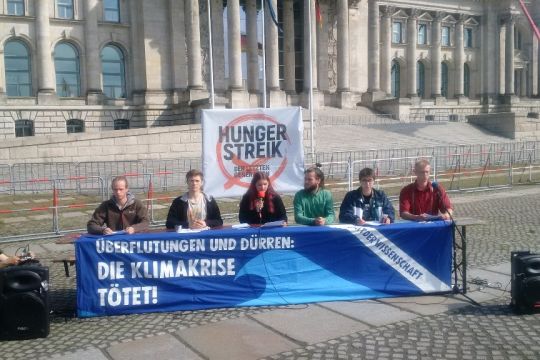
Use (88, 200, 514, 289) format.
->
(1, 142, 540, 242)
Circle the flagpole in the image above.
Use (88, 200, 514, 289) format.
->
(207, 0, 215, 109)
(262, 0, 267, 108)
(308, 0, 315, 157)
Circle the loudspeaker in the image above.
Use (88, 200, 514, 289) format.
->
(511, 251, 540, 314)
(0, 265, 50, 340)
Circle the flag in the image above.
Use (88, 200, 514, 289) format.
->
(518, 0, 540, 41)
(264, 0, 283, 33)
(315, 0, 323, 29)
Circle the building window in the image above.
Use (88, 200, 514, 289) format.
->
(391, 60, 400, 98)
(464, 28, 473, 48)
(464, 63, 470, 98)
(54, 43, 80, 97)
(7, 0, 24, 15)
(392, 21, 403, 44)
(57, 0, 74, 19)
(101, 44, 126, 98)
(114, 119, 130, 130)
(4, 40, 32, 97)
(441, 62, 449, 98)
(66, 119, 84, 133)
(515, 29, 522, 50)
(15, 120, 34, 137)
(104, 0, 120, 22)
(417, 61, 425, 98)
(418, 23, 427, 45)
(441, 26, 450, 46)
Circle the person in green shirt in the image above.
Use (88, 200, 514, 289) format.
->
(294, 166, 335, 226)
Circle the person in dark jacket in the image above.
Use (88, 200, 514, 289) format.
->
(87, 176, 149, 235)
(339, 167, 395, 225)
(166, 169, 223, 230)
(238, 172, 288, 225)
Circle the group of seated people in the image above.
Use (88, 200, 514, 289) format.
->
(86, 159, 453, 235)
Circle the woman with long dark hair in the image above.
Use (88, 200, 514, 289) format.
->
(238, 172, 287, 225)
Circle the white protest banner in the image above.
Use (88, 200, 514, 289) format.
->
(202, 107, 304, 198)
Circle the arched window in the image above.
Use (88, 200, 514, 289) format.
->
(15, 120, 34, 137)
(4, 40, 32, 97)
(417, 61, 425, 98)
(464, 64, 470, 98)
(66, 119, 84, 133)
(54, 42, 80, 97)
(391, 61, 400, 98)
(441, 62, 449, 98)
(114, 119, 130, 130)
(101, 44, 126, 98)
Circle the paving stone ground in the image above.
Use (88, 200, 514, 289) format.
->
(0, 185, 539, 359)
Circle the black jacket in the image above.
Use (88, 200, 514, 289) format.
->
(238, 193, 288, 225)
(165, 193, 223, 229)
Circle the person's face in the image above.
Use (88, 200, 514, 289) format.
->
(255, 179, 269, 193)
(187, 175, 203, 193)
(415, 164, 431, 185)
(360, 176, 374, 195)
(112, 180, 128, 202)
(304, 172, 321, 192)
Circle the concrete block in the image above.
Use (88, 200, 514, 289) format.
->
(37, 147, 65, 158)
(177, 316, 298, 360)
(252, 304, 369, 344)
(320, 299, 418, 326)
(106, 334, 202, 360)
(114, 136, 139, 146)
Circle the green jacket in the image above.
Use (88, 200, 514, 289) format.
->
(293, 188, 335, 225)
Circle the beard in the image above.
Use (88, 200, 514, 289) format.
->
(305, 184, 319, 193)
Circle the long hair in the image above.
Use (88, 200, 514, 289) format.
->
(246, 172, 276, 213)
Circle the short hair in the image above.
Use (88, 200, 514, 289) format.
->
(186, 169, 204, 182)
(358, 167, 375, 181)
(111, 176, 128, 188)
(305, 166, 325, 188)
(414, 158, 431, 171)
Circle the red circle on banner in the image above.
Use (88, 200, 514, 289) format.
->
(216, 113, 291, 190)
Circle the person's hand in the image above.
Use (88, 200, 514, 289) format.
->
(0, 254, 20, 268)
(103, 227, 114, 235)
(314, 217, 326, 226)
(440, 212, 451, 220)
(382, 215, 391, 225)
(356, 217, 366, 225)
(417, 213, 430, 221)
(125, 226, 135, 234)
(191, 219, 207, 229)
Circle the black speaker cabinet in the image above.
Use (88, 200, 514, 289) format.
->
(0, 265, 50, 340)
(511, 251, 540, 314)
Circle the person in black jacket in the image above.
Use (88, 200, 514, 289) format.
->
(238, 172, 288, 225)
(339, 167, 395, 225)
(166, 169, 223, 230)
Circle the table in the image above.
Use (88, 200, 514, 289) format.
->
(76, 221, 454, 317)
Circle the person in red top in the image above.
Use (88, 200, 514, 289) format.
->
(399, 159, 453, 221)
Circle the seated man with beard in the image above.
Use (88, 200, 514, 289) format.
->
(293, 166, 335, 226)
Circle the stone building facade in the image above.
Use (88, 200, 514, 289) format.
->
(0, 0, 539, 139)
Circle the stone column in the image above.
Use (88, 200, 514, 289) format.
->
(336, 0, 352, 108)
(520, 67, 527, 97)
(431, 12, 443, 99)
(481, 5, 499, 103)
(380, 6, 393, 95)
(185, 0, 203, 89)
(84, 0, 103, 103)
(455, 15, 465, 100)
(283, 0, 296, 93)
(504, 13, 515, 95)
(227, 0, 242, 90)
(532, 36, 539, 96)
(367, 0, 380, 92)
(36, 0, 56, 102)
(407, 9, 418, 99)
(265, 0, 284, 106)
(246, 0, 259, 92)
(362, 0, 385, 105)
(210, 0, 226, 91)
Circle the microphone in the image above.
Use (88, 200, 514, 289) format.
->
(256, 191, 266, 223)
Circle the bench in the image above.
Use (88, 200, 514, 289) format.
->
(52, 256, 76, 277)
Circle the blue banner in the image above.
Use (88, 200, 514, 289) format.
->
(76, 221, 453, 317)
